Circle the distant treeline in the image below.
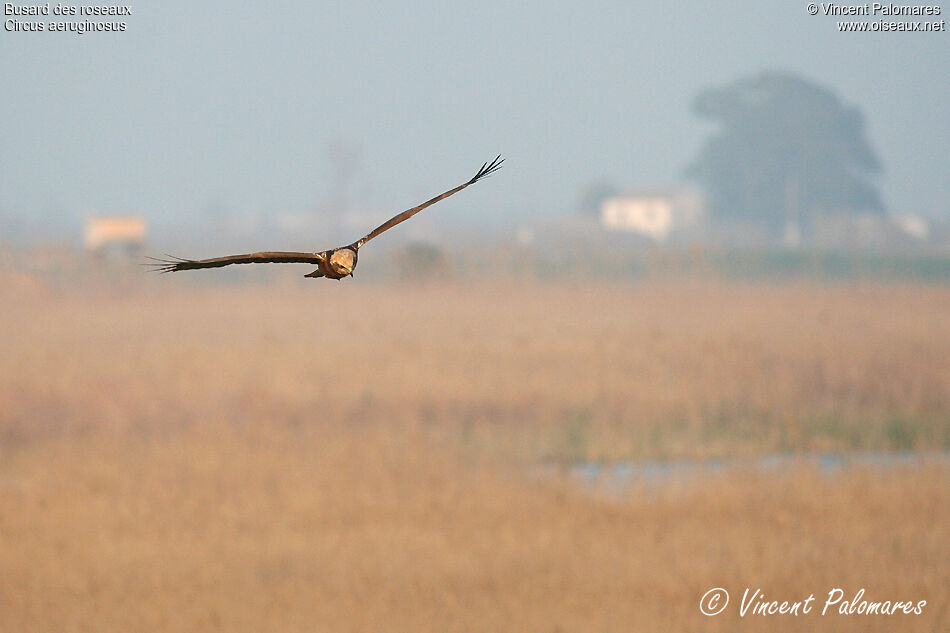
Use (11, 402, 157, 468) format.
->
(473, 247, 950, 284)
(701, 250, 950, 282)
(6, 243, 950, 285)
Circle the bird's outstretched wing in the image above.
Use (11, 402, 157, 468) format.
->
(145, 251, 325, 273)
(351, 155, 504, 249)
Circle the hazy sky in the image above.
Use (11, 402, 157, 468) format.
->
(2, 0, 948, 243)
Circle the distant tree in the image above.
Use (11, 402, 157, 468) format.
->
(685, 71, 884, 239)
(577, 181, 619, 218)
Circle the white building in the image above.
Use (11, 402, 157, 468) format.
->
(601, 190, 704, 241)
(85, 216, 146, 255)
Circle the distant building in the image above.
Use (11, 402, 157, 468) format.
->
(601, 190, 704, 241)
(85, 216, 146, 256)
(891, 213, 930, 241)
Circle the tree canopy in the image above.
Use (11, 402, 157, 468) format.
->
(686, 71, 884, 238)
(577, 181, 619, 218)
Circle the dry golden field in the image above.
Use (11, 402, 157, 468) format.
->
(1, 277, 948, 632)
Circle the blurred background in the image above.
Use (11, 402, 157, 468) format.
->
(1, 2, 948, 632)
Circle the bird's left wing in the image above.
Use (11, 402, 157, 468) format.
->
(351, 155, 504, 249)
(146, 251, 325, 273)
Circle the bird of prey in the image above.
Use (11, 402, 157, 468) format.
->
(147, 155, 504, 280)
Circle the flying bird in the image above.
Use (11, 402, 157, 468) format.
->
(147, 155, 504, 280)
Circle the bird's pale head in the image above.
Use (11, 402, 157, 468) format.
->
(328, 248, 356, 276)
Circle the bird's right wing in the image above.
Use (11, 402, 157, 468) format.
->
(146, 251, 325, 273)
(351, 155, 504, 249)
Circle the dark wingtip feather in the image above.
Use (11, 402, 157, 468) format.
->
(470, 155, 505, 183)
(142, 254, 192, 273)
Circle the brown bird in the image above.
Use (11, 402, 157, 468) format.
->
(147, 156, 503, 280)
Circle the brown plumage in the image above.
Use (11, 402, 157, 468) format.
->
(146, 156, 504, 280)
